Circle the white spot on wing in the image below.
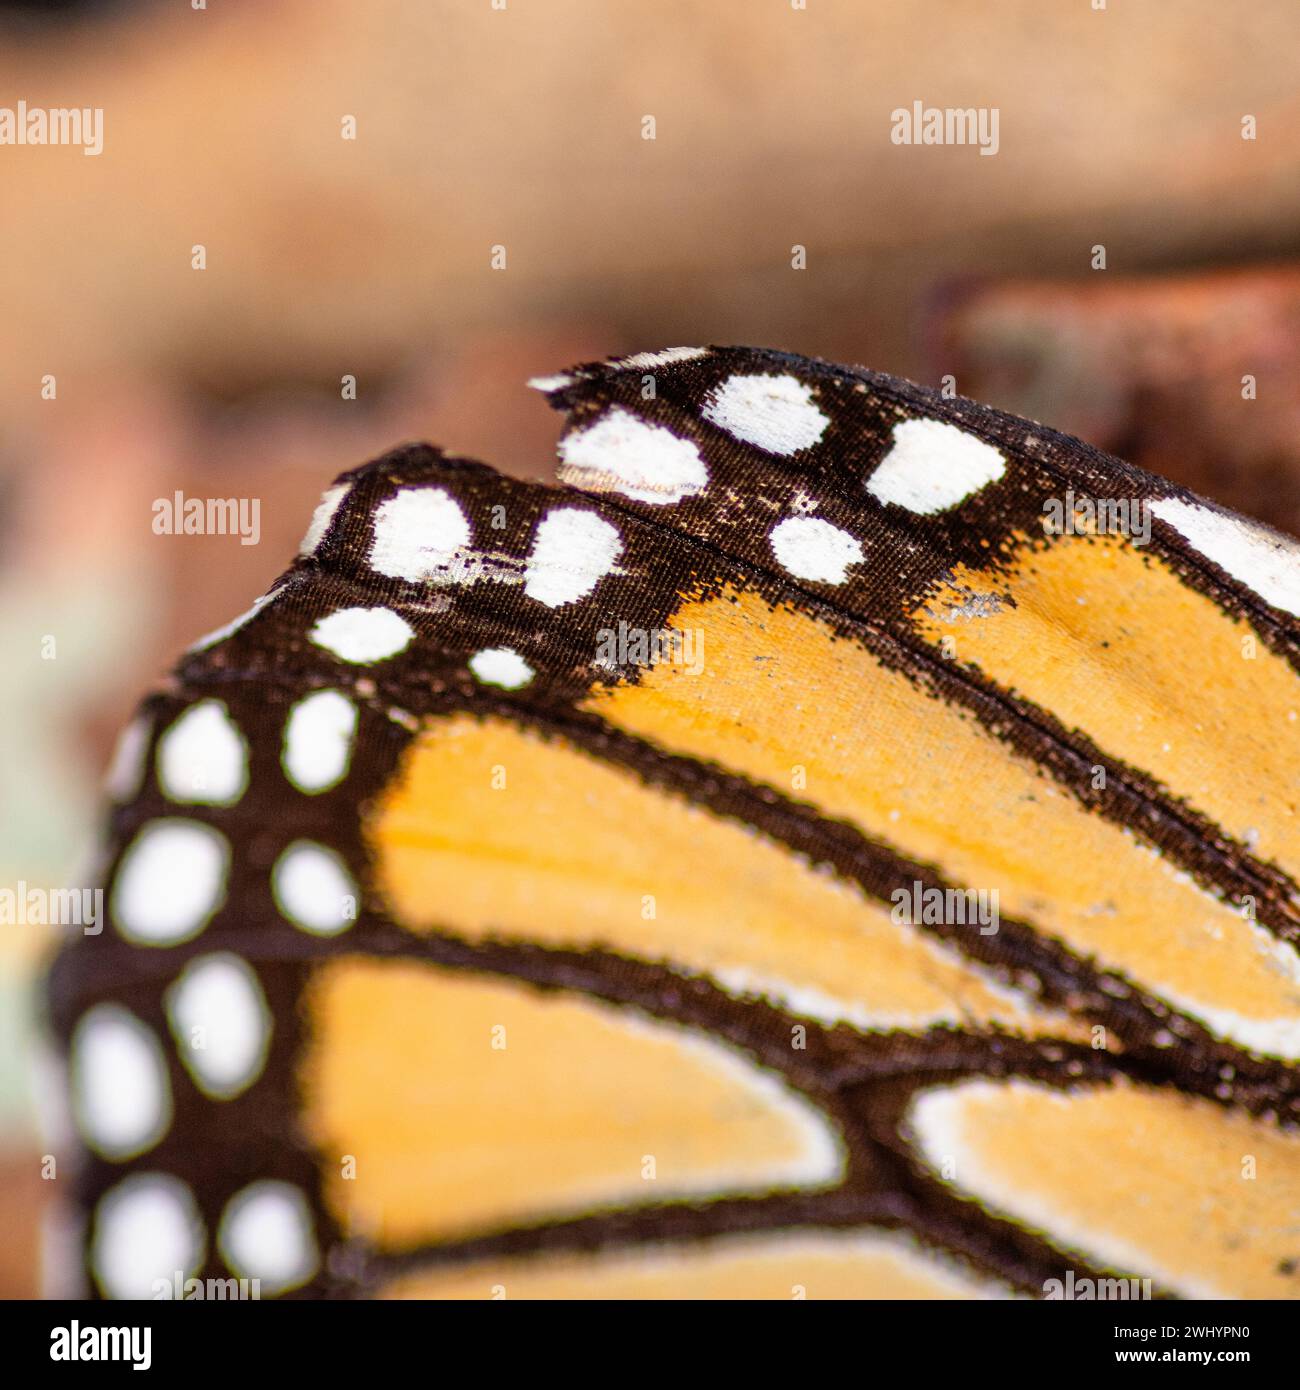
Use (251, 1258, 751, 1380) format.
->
(867, 418, 1006, 514)
(558, 408, 708, 504)
(72, 1005, 172, 1160)
(218, 1181, 319, 1296)
(369, 487, 472, 581)
(112, 819, 229, 945)
(769, 516, 864, 583)
(469, 647, 535, 689)
(104, 715, 151, 803)
(524, 507, 622, 607)
(166, 953, 272, 1100)
(281, 689, 358, 794)
(309, 606, 414, 663)
(527, 373, 574, 393)
(298, 482, 351, 556)
(92, 1174, 205, 1300)
(273, 840, 357, 936)
(156, 700, 249, 806)
(1152, 498, 1300, 617)
(188, 590, 278, 652)
(615, 346, 710, 370)
(702, 372, 828, 455)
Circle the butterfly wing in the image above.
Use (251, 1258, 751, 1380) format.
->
(49, 347, 1300, 1300)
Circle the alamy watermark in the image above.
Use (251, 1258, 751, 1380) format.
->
(596, 622, 705, 676)
(890, 101, 999, 156)
(1, 102, 103, 156)
(1043, 1269, 1152, 1300)
(152, 492, 261, 546)
(891, 881, 999, 935)
(1042, 489, 1152, 545)
(1, 883, 101, 934)
(50, 1322, 150, 1370)
(152, 1271, 261, 1300)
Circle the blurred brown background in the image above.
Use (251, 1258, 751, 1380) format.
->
(2, 0, 1299, 1296)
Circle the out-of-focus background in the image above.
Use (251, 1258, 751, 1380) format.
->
(3, 0, 1299, 1297)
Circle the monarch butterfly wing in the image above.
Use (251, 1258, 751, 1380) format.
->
(50, 441, 1033, 1301)
(49, 346, 1300, 1301)
(532, 346, 1300, 1299)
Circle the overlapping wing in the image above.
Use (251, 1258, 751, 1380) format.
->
(49, 346, 1300, 1300)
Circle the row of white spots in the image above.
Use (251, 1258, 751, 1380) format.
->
(92, 1173, 318, 1299)
(134, 689, 359, 810)
(112, 820, 359, 945)
(558, 370, 828, 491)
(72, 959, 273, 1158)
(296, 491, 624, 667)
(367, 485, 625, 609)
(551, 379, 1296, 624)
(1152, 497, 1300, 618)
(196, 477, 629, 669)
(554, 374, 1004, 520)
(695, 374, 1005, 512)
(546, 372, 1006, 594)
